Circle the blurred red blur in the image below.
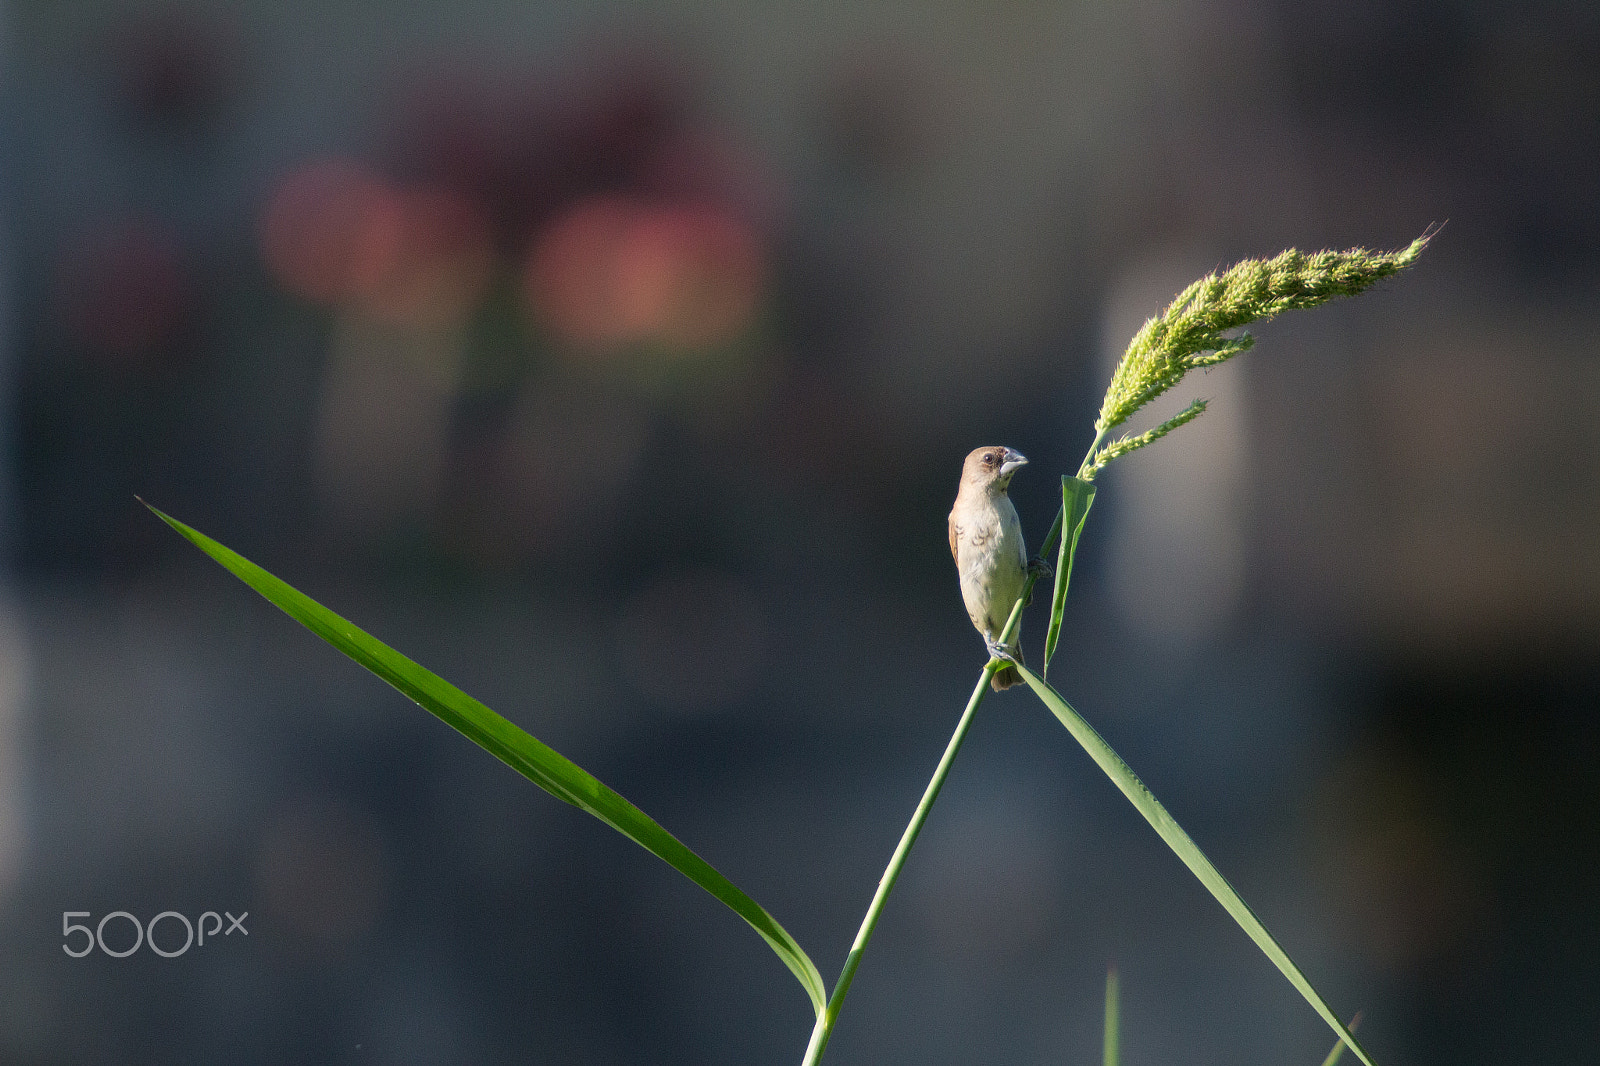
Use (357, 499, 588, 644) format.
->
(260, 159, 492, 326)
(259, 159, 398, 305)
(523, 195, 764, 352)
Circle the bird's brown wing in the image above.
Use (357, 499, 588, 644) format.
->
(948, 511, 961, 564)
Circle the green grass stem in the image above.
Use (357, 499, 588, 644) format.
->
(800, 658, 1005, 1065)
(1103, 966, 1121, 1066)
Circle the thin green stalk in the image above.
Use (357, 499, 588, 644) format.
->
(1103, 965, 1120, 1066)
(1078, 426, 1109, 481)
(803, 500, 1068, 1065)
(800, 656, 1004, 1065)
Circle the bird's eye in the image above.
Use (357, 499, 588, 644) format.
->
(985, 454, 997, 465)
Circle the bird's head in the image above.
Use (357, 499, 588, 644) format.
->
(961, 446, 1028, 494)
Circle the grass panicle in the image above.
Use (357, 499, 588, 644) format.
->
(1089, 232, 1432, 477)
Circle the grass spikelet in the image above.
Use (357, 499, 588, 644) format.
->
(1091, 233, 1432, 461)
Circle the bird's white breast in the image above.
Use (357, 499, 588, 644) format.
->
(956, 494, 1027, 633)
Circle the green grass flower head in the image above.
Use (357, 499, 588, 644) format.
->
(1084, 232, 1433, 479)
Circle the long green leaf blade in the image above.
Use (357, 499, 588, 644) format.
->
(1014, 665, 1374, 1066)
(144, 503, 827, 1017)
(1043, 476, 1095, 676)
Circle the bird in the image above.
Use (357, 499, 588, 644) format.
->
(949, 445, 1039, 691)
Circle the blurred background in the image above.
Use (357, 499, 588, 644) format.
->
(1, 0, 1597, 1062)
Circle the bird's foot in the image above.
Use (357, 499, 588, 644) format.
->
(1020, 557, 1053, 606)
(984, 636, 1020, 666)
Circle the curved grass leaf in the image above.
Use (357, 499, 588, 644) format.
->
(143, 502, 827, 1018)
(1014, 664, 1374, 1066)
(1042, 476, 1095, 677)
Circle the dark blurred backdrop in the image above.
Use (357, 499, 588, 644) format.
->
(2, 1, 1597, 1063)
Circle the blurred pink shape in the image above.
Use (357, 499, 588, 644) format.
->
(260, 158, 397, 304)
(261, 158, 491, 325)
(356, 186, 493, 327)
(523, 195, 765, 352)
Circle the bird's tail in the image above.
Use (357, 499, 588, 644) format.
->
(990, 644, 1024, 691)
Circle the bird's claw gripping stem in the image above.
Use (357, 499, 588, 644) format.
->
(984, 636, 1020, 666)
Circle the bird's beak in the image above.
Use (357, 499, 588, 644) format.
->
(999, 449, 1028, 476)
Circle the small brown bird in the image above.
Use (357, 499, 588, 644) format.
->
(949, 445, 1035, 690)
